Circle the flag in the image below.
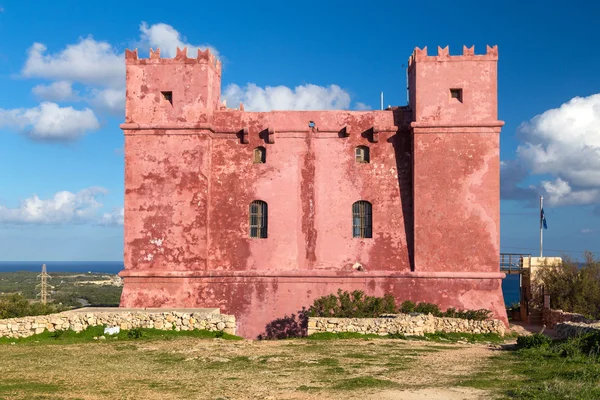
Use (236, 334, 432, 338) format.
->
(541, 208, 548, 230)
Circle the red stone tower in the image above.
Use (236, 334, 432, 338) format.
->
(119, 46, 506, 338)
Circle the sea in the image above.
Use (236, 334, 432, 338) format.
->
(0, 261, 522, 306)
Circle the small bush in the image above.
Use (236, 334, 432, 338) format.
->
(516, 333, 552, 349)
(127, 328, 143, 339)
(400, 300, 416, 313)
(0, 294, 66, 319)
(307, 290, 397, 318)
(414, 302, 441, 316)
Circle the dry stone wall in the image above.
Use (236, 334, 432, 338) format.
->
(0, 311, 236, 339)
(307, 313, 506, 337)
(556, 321, 600, 340)
(543, 309, 593, 328)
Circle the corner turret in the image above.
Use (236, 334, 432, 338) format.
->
(124, 47, 222, 125)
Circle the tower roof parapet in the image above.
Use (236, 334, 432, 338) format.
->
(407, 45, 498, 68)
(125, 47, 221, 71)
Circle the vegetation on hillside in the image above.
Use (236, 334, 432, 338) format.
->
(536, 252, 600, 319)
(0, 271, 123, 318)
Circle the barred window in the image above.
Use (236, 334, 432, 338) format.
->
(253, 147, 266, 164)
(249, 200, 268, 238)
(355, 146, 370, 163)
(352, 201, 372, 238)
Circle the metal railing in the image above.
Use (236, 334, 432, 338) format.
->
(500, 253, 531, 274)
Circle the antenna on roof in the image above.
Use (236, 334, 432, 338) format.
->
(380, 92, 384, 111)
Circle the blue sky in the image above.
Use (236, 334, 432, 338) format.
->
(0, 0, 599, 261)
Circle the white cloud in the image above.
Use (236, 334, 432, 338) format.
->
(581, 228, 595, 234)
(22, 39, 124, 88)
(32, 81, 78, 102)
(100, 207, 124, 226)
(0, 102, 99, 141)
(223, 83, 352, 111)
(89, 87, 125, 115)
(354, 102, 371, 110)
(541, 178, 600, 207)
(504, 93, 600, 207)
(138, 22, 219, 58)
(0, 188, 107, 224)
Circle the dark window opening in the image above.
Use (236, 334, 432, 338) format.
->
(253, 146, 266, 164)
(249, 200, 268, 238)
(352, 201, 372, 238)
(355, 146, 370, 163)
(450, 88, 463, 103)
(161, 91, 173, 105)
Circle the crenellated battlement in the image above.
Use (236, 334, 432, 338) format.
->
(125, 47, 221, 73)
(408, 45, 498, 68)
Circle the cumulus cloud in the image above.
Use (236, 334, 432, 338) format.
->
(0, 102, 99, 141)
(89, 87, 125, 115)
(32, 81, 78, 102)
(0, 188, 107, 224)
(223, 83, 352, 111)
(100, 207, 124, 226)
(138, 22, 219, 58)
(22, 39, 124, 88)
(503, 93, 600, 207)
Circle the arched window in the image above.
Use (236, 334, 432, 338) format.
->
(355, 146, 370, 163)
(253, 146, 266, 164)
(352, 201, 372, 238)
(249, 200, 268, 238)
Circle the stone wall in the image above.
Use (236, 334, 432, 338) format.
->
(556, 321, 600, 340)
(307, 313, 506, 337)
(543, 309, 594, 328)
(0, 311, 236, 339)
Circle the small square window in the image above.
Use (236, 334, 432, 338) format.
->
(161, 91, 173, 105)
(450, 88, 463, 103)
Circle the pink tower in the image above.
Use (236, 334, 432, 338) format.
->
(119, 45, 506, 338)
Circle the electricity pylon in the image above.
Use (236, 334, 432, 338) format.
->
(36, 264, 53, 305)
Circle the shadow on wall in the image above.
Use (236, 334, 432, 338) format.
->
(391, 109, 414, 271)
(257, 308, 309, 340)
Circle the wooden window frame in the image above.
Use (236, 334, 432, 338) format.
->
(249, 200, 268, 238)
(352, 201, 372, 238)
(355, 146, 370, 163)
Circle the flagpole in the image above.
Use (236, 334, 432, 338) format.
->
(540, 195, 543, 257)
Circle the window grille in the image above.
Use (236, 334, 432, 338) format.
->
(355, 146, 370, 163)
(253, 147, 266, 164)
(352, 201, 372, 238)
(249, 200, 268, 238)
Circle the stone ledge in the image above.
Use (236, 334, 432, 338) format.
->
(307, 313, 505, 337)
(0, 310, 236, 339)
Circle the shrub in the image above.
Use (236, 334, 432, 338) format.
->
(536, 252, 600, 319)
(516, 333, 552, 349)
(0, 294, 66, 319)
(307, 290, 397, 318)
(400, 300, 416, 313)
(127, 328, 143, 339)
(414, 302, 441, 316)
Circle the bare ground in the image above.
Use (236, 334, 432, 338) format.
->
(0, 338, 504, 399)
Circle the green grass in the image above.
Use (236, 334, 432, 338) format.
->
(458, 337, 600, 399)
(0, 326, 242, 345)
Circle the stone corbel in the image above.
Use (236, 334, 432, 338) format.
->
(237, 127, 249, 144)
(260, 127, 275, 144)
